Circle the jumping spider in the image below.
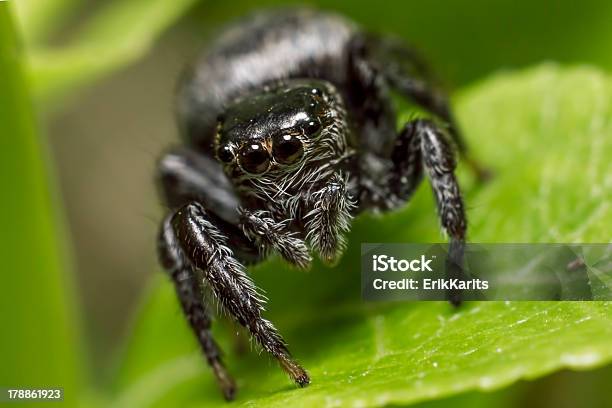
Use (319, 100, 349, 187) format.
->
(157, 8, 482, 400)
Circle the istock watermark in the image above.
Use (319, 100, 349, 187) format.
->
(361, 243, 612, 301)
(372, 254, 434, 272)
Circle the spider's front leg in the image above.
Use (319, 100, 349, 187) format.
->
(387, 119, 467, 305)
(304, 174, 355, 264)
(159, 213, 237, 400)
(157, 148, 309, 400)
(161, 203, 309, 385)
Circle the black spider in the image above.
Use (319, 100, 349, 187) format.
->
(157, 8, 485, 400)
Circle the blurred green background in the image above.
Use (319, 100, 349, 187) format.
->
(1, 0, 611, 407)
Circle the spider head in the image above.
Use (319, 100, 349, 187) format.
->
(214, 80, 347, 185)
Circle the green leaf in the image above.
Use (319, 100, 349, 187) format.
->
(26, 0, 198, 101)
(0, 4, 84, 406)
(111, 65, 612, 407)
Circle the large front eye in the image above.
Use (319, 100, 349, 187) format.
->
(238, 143, 270, 174)
(273, 134, 304, 165)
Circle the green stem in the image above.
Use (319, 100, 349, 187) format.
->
(0, 4, 85, 406)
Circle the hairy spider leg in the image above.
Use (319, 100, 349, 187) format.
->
(157, 148, 310, 398)
(158, 214, 237, 400)
(350, 34, 491, 181)
(389, 120, 467, 305)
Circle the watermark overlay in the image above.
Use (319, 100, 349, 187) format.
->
(1, 388, 63, 402)
(362, 243, 612, 301)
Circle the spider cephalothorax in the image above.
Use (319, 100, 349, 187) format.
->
(157, 8, 479, 401)
(215, 80, 351, 198)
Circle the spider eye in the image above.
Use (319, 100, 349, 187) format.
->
(217, 145, 234, 163)
(273, 134, 304, 165)
(238, 143, 270, 174)
(303, 119, 321, 136)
